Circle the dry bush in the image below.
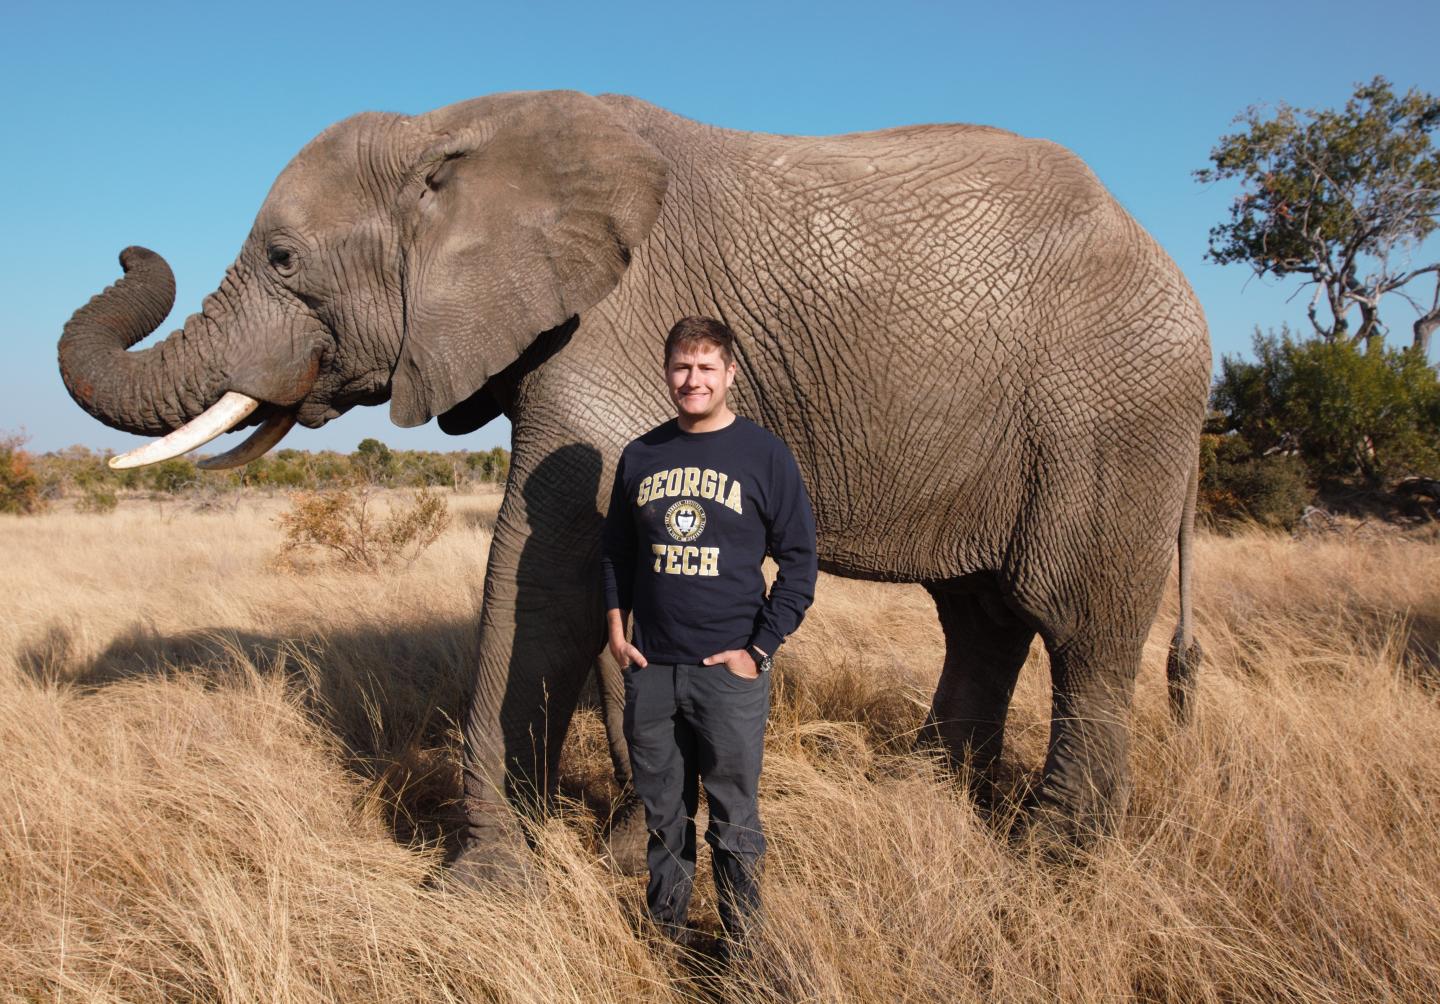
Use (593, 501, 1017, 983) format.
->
(75, 482, 119, 513)
(277, 488, 451, 571)
(1, 493, 1438, 1002)
(0, 432, 47, 515)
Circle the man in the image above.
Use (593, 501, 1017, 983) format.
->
(600, 316, 818, 945)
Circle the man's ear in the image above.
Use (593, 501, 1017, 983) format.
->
(389, 91, 668, 427)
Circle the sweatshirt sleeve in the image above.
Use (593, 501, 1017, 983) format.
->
(600, 453, 635, 612)
(749, 443, 818, 655)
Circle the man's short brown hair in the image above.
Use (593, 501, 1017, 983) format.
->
(664, 316, 736, 367)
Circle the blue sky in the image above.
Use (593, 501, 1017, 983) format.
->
(3, 0, 1437, 455)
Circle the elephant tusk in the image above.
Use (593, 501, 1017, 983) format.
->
(196, 409, 298, 470)
(107, 391, 261, 470)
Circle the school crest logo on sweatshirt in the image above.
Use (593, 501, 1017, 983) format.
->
(664, 499, 707, 542)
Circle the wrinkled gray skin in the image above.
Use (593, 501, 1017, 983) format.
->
(59, 90, 1209, 878)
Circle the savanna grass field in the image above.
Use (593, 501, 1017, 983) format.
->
(3, 487, 1439, 1002)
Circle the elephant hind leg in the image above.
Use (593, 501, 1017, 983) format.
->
(1026, 625, 1147, 846)
(920, 582, 1037, 811)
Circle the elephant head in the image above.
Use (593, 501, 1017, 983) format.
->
(59, 90, 668, 468)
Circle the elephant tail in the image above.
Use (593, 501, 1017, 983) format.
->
(1165, 453, 1201, 723)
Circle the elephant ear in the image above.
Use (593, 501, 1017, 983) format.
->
(389, 91, 668, 428)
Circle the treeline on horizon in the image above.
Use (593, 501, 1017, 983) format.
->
(1, 436, 511, 513)
(3, 412, 1438, 533)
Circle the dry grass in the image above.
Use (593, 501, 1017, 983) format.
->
(2, 491, 1438, 1002)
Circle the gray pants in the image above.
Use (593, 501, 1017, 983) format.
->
(622, 660, 771, 939)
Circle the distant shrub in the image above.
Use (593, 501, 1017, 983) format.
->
(1199, 433, 1313, 530)
(399, 451, 457, 487)
(229, 449, 334, 490)
(252, 451, 313, 488)
(0, 434, 46, 515)
(305, 451, 354, 487)
(1214, 327, 1440, 487)
(76, 484, 119, 513)
(107, 461, 143, 491)
(148, 459, 199, 494)
(31, 444, 110, 496)
(277, 488, 451, 571)
(466, 446, 510, 483)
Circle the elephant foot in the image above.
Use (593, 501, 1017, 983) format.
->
(439, 837, 546, 895)
(1011, 780, 1125, 858)
(966, 761, 1022, 825)
(435, 813, 545, 895)
(602, 795, 649, 875)
(440, 843, 544, 895)
(1011, 802, 1089, 862)
(912, 725, 1015, 826)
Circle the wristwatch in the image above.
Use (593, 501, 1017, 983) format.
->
(747, 644, 774, 673)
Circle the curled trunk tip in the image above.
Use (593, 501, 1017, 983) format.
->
(58, 246, 224, 437)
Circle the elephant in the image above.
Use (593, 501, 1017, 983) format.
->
(57, 89, 1208, 879)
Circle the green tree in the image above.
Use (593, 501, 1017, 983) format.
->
(148, 458, 199, 494)
(462, 446, 510, 483)
(353, 438, 397, 486)
(1213, 326, 1440, 486)
(484, 446, 509, 482)
(46, 446, 123, 512)
(260, 449, 313, 487)
(1196, 77, 1440, 352)
(389, 449, 448, 487)
(306, 450, 354, 487)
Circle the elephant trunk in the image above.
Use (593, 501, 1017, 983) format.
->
(59, 246, 231, 437)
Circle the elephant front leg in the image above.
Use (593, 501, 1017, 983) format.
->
(593, 647, 649, 874)
(450, 443, 610, 889)
(918, 585, 1035, 814)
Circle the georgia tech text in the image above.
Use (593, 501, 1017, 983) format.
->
(637, 467, 743, 514)
(651, 543, 721, 576)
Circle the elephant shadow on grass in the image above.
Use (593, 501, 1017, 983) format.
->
(16, 614, 624, 857)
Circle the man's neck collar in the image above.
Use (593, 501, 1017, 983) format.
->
(676, 409, 737, 435)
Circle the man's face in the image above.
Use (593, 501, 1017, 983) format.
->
(666, 342, 736, 421)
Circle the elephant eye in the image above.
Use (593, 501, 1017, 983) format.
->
(267, 246, 296, 274)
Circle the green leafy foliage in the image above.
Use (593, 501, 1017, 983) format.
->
(353, 438, 399, 486)
(147, 459, 199, 494)
(1199, 433, 1312, 530)
(1213, 327, 1440, 487)
(1196, 77, 1440, 350)
(466, 446, 510, 483)
(404, 451, 457, 488)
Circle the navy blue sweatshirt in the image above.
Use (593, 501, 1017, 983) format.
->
(600, 415, 818, 664)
